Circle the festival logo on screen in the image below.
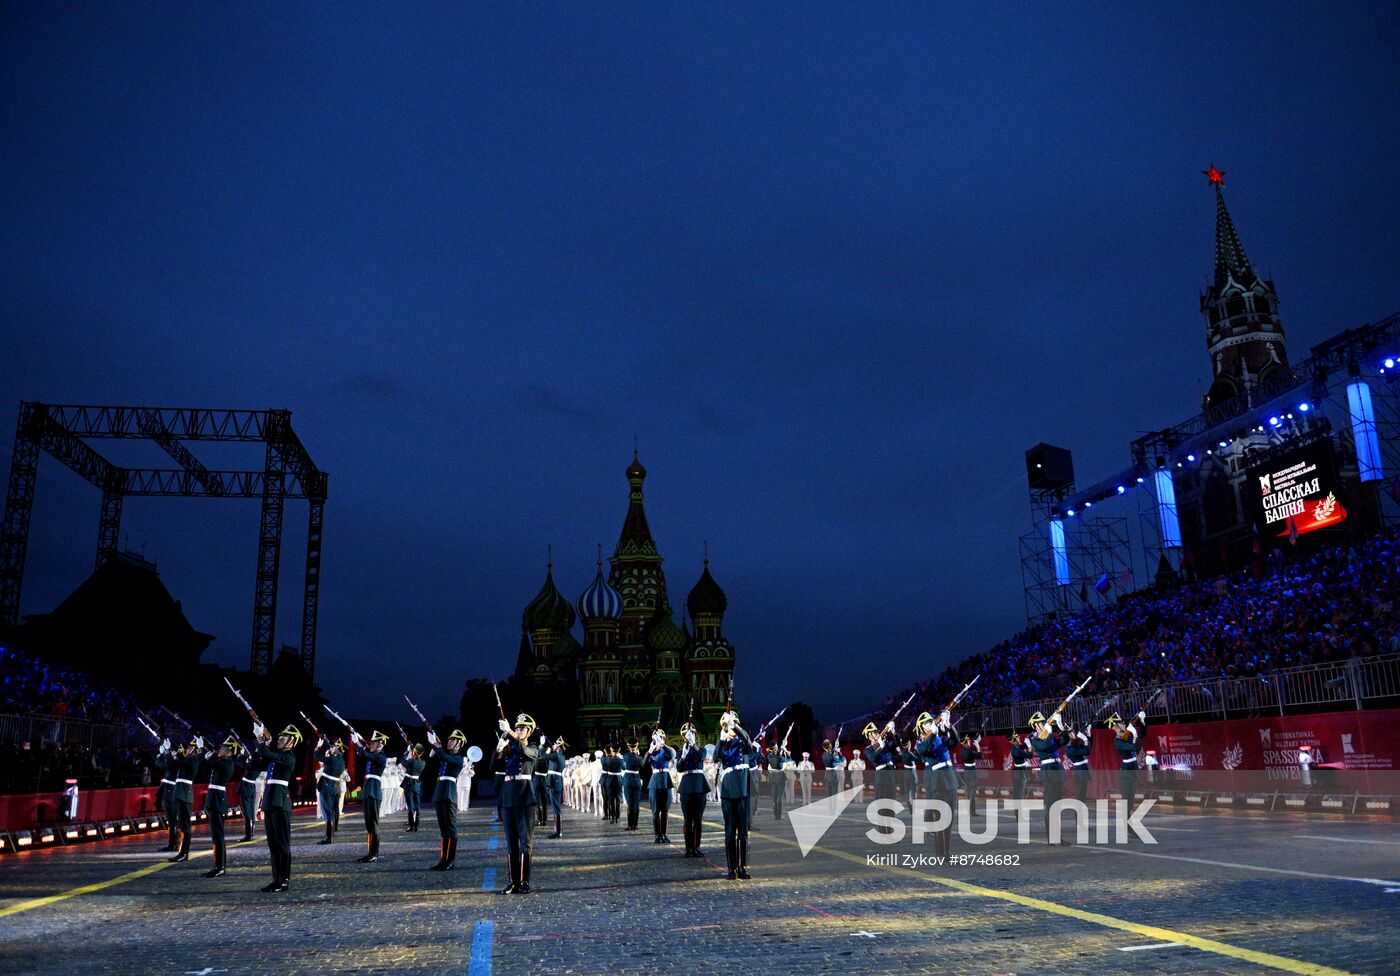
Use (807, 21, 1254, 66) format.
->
(1249, 442, 1347, 539)
(1221, 742, 1244, 770)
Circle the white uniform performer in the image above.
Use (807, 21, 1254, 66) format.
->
(797, 753, 815, 805)
(1298, 745, 1314, 788)
(381, 758, 406, 817)
(590, 750, 605, 816)
(847, 754, 866, 801)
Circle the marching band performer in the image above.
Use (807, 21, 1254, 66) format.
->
(676, 722, 708, 857)
(797, 751, 815, 806)
(401, 743, 426, 832)
(1009, 731, 1032, 802)
(1029, 711, 1068, 843)
(1110, 709, 1147, 819)
(200, 736, 237, 877)
(901, 737, 920, 806)
(166, 736, 202, 863)
(153, 735, 179, 853)
(497, 713, 541, 893)
(847, 749, 866, 802)
(863, 721, 899, 804)
(252, 721, 301, 892)
(351, 730, 391, 863)
(1066, 722, 1093, 803)
(716, 707, 753, 880)
(621, 738, 644, 830)
(545, 736, 568, 837)
(314, 736, 346, 845)
(745, 739, 760, 830)
(426, 728, 468, 870)
(645, 726, 677, 844)
(959, 730, 984, 816)
(235, 742, 259, 842)
(914, 711, 957, 859)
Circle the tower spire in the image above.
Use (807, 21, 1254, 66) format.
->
(1204, 164, 1255, 287)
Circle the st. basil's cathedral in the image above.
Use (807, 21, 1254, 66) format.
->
(510, 452, 736, 749)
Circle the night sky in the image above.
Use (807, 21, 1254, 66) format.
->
(3, 6, 1398, 726)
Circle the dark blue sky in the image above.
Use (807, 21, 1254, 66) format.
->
(3, 6, 1398, 724)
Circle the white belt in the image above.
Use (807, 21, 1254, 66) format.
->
(175, 778, 193, 785)
(365, 774, 382, 781)
(439, 775, 457, 783)
(533, 772, 550, 777)
(1040, 762, 1060, 769)
(927, 761, 948, 770)
(550, 770, 564, 777)
(160, 779, 175, 786)
(603, 771, 622, 776)
(1072, 760, 1089, 767)
(876, 763, 893, 769)
(1013, 762, 1030, 768)
(503, 774, 528, 781)
(207, 784, 226, 791)
(267, 779, 289, 787)
(623, 770, 641, 776)
(404, 774, 419, 780)
(963, 764, 977, 769)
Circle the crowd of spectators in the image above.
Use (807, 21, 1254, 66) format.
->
(0, 646, 165, 794)
(872, 527, 1400, 724)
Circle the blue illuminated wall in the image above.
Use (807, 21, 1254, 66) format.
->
(1049, 519, 1069, 586)
(1347, 379, 1384, 482)
(1153, 468, 1182, 549)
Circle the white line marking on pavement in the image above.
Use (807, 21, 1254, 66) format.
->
(1292, 834, 1400, 847)
(1118, 942, 1185, 952)
(1083, 843, 1400, 887)
(850, 931, 883, 938)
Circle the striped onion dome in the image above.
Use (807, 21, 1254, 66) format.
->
(577, 566, 623, 622)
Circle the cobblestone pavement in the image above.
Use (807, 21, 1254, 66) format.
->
(0, 798, 1396, 975)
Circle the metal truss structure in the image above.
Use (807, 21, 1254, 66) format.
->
(1020, 516, 1132, 625)
(0, 404, 327, 676)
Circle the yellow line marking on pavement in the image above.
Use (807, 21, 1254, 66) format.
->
(0, 821, 323, 919)
(719, 820, 1364, 976)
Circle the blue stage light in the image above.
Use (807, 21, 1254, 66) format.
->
(1116, 485, 1125, 494)
(1186, 454, 1196, 462)
(1385, 358, 1396, 370)
(1219, 440, 1229, 448)
(1298, 402, 1310, 413)
(1066, 508, 1075, 516)
(1269, 416, 1281, 427)
(1136, 476, 1144, 483)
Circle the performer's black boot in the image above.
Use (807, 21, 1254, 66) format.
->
(319, 821, 333, 844)
(430, 839, 447, 870)
(169, 830, 190, 862)
(736, 835, 750, 879)
(519, 852, 531, 893)
(203, 846, 226, 878)
(443, 837, 456, 870)
(725, 838, 737, 879)
(548, 814, 561, 839)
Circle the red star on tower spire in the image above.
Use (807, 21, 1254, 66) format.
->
(1203, 164, 1226, 187)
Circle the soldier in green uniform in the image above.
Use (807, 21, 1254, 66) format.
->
(1009, 732, 1033, 801)
(353, 730, 391, 863)
(599, 742, 622, 825)
(253, 721, 301, 893)
(496, 713, 540, 893)
(821, 738, 842, 798)
(167, 736, 202, 862)
(959, 730, 985, 816)
(645, 726, 677, 843)
(676, 722, 708, 857)
(716, 709, 753, 879)
(153, 736, 178, 852)
(533, 735, 553, 828)
(620, 738, 644, 830)
(315, 737, 346, 845)
(767, 739, 789, 819)
(427, 728, 467, 870)
(545, 736, 568, 837)
(1066, 723, 1093, 803)
(201, 736, 237, 877)
(235, 742, 259, 842)
(400, 743, 426, 832)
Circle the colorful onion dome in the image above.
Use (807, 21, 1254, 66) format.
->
(522, 566, 574, 632)
(647, 608, 687, 651)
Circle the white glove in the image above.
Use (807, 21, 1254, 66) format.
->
(938, 711, 951, 726)
(352, 731, 365, 747)
(497, 719, 511, 734)
(252, 722, 265, 740)
(427, 730, 440, 747)
(194, 735, 204, 751)
(685, 730, 696, 746)
(1051, 712, 1064, 729)
(160, 737, 171, 753)
(1135, 710, 1147, 723)
(496, 736, 509, 752)
(540, 736, 549, 748)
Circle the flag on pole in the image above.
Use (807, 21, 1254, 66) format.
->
(1094, 572, 1111, 595)
(1287, 515, 1299, 547)
(1116, 566, 1133, 589)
